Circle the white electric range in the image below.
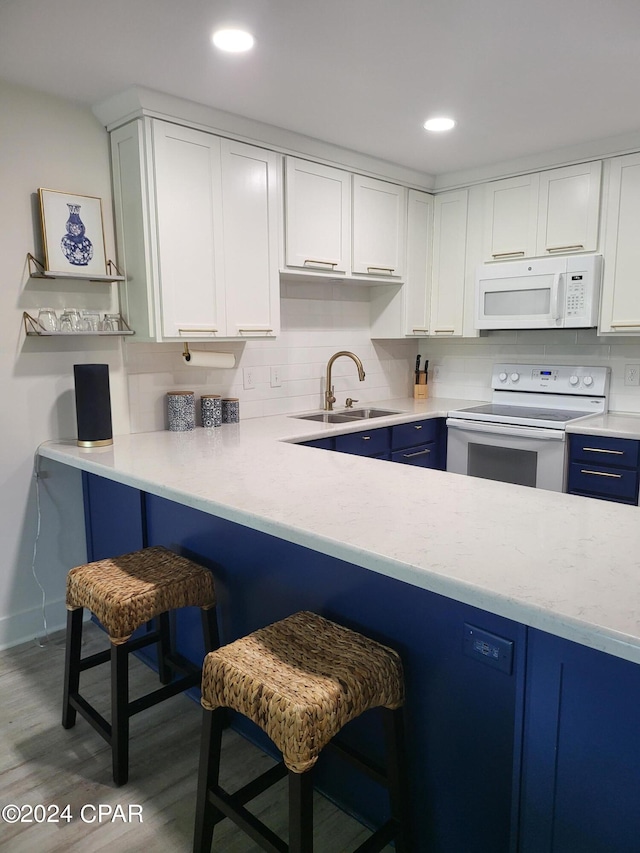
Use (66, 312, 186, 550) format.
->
(446, 364, 611, 492)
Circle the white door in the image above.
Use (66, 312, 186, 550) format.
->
(152, 121, 224, 339)
(284, 157, 350, 274)
(600, 153, 640, 334)
(536, 162, 601, 256)
(430, 190, 468, 337)
(483, 174, 539, 261)
(352, 176, 406, 278)
(220, 140, 279, 337)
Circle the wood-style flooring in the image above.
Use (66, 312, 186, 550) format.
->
(0, 623, 392, 852)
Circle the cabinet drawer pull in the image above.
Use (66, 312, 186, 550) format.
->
(492, 251, 525, 258)
(303, 259, 337, 269)
(366, 266, 394, 275)
(362, 435, 372, 441)
(546, 244, 584, 253)
(403, 449, 431, 458)
(582, 447, 624, 455)
(433, 327, 455, 334)
(610, 322, 640, 329)
(580, 469, 623, 478)
(414, 425, 423, 430)
(178, 327, 218, 334)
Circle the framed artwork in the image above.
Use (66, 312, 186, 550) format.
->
(38, 188, 107, 276)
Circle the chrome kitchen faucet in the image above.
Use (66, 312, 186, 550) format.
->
(324, 351, 365, 410)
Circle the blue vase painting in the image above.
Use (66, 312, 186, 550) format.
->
(60, 203, 94, 266)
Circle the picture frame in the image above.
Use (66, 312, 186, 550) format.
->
(38, 188, 107, 277)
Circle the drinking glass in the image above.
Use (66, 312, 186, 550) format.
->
(37, 308, 58, 332)
(60, 308, 82, 332)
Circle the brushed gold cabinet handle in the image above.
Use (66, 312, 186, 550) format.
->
(582, 447, 624, 455)
(433, 327, 455, 334)
(403, 449, 431, 458)
(546, 244, 584, 253)
(303, 259, 337, 269)
(237, 328, 273, 334)
(412, 328, 429, 333)
(178, 327, 218, 334)
(610, 322, 640, 329)
(367, 266, 394, 274)
(580, 470, 622, 478)
(492, 251, 525, 258)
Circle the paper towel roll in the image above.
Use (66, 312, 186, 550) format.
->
(183, 350, 236, 369)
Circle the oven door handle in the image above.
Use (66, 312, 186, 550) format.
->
(446, 418, 566, 441)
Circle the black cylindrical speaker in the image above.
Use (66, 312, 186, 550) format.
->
(73, 364, 113, 447)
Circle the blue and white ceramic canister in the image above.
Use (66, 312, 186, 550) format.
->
(221, 398, 240, 424)
(167, 391, 195, 431)
(200, 394, 222, 428)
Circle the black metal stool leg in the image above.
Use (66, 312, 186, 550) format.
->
(201, 605, 219, 653)
(157, 612, 172, 684)
(111, 642, 129, 786)
(382, 707, 411, 853)
(193, 707, 225, 853)
(62, 608, 83, 729)
(289, 768, 314, 853)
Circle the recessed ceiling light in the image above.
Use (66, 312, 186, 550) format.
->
(423, 117, 456, 132)
(212, 28, 255, 53)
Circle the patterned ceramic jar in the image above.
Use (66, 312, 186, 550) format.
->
(167, 391, 195, 431)
(221, 398, 240, 424)
(201, 394, 222, 428)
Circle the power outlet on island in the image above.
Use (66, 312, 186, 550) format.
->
(624, 364, 640, 387)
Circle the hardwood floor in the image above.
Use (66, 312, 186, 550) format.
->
(0, 623, 392, 852)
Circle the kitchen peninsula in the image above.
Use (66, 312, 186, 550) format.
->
(39, 398, 640, 853)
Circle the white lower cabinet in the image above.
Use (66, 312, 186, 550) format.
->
(110, 118, 279, 342)
(600, 153, 640, 334)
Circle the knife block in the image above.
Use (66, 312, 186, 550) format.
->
(414, 371, 428, 399)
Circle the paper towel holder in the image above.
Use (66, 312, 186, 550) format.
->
(182, 342, 236, 368)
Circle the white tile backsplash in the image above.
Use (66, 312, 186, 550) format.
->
(126, 284, 416, 432)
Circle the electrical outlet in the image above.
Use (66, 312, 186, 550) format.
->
(243, 367, 255, 390)
(270, 366, 282, 388)
(433, 366, 441, 380)
(624, 364, 640, 387)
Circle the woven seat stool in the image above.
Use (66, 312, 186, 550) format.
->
(193, 610, 409, 853)
(62, 545, 218, 786)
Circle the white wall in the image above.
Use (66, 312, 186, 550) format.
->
(0, 79, 129, 648)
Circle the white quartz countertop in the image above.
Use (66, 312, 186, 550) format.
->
(566, 410, 640, 439)
(39, 396, 640, 666)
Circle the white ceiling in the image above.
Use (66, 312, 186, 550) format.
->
(2, 0, 640, 179)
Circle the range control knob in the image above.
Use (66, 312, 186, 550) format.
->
(510, 372, 520, 383)
(583, 375, 594, 387)
(569, 375, 579, 386)
(498, 372, 508, 382)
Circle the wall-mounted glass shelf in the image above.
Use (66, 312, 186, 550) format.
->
(27, 253, 125, 283)
(23, 312, 134, 337)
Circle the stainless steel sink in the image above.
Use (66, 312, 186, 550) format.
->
(295, 412, 361, 424)
(340, 408, 401, 419)
(293, 408, 401, 423)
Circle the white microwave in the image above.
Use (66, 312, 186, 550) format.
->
(475, 254, 602, 330)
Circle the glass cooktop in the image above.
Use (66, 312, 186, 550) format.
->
(456, 404, 586, 423)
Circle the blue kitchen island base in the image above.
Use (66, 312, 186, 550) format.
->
(82, 472, 640, 853)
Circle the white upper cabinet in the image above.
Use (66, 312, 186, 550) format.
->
(110, 118, 279, 341)
(536, 162, 601, 255)
(153, 122, 225, 339)
(600, 153, 640, 334)
(483, 162, 602, 261)
(484, 173, 539, 260)
(282, 158, 406, 282)
(352, 176, 406, 278)
(369, 189, 433, 338)
(284, 158, 350, 274)
(430, 189, 468, 337)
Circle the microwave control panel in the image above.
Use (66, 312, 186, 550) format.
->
(565, 274, 587, 318)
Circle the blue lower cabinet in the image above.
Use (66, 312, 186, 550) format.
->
(519, 629, 640, 853)
(335, 426, 391, 457)
(391, 442, 437, 468)
(300, 436, 335, 450)
(567, 434, 640, 505)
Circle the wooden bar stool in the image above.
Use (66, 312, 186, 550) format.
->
(193, 610, 409, 853)
(62, 545, 218, 786)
